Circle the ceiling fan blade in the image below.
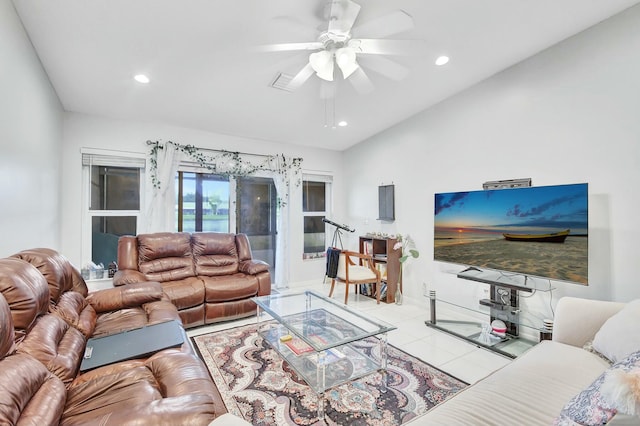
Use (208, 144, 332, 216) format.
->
(256, 42, 323, 53)
(358, 56, 408, 81)
(348, 68, 374, 94)
(328, 0, 361, 37)
(351, 10, 413, 39)
(288, 63, 315, 91)
(349, 38, 427, 56)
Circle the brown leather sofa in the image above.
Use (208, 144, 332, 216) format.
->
(0, 248, 226, 425)
(11, 248, 181, 337)
(115, 232, 271, 328)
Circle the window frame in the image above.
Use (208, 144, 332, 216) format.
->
(175, 170, 233, 233)
(302, 173, 333, 259)
(81, 148, 145, 269)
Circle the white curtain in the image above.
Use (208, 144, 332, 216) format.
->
(146, 142, 300, 289)
(271, 172, 291, 290)
(143, 143, 183, 233)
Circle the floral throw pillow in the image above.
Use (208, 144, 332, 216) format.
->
(554, 350, 640, 425)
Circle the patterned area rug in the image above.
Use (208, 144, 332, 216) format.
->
(193, 323, 467, 425)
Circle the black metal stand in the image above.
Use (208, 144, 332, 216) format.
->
(323, 220, 354, 284)
(324, 227, 344, 284)
(329, 226, 344, 250)
(425, 290, 517, 359)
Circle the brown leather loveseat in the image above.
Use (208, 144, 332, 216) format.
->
(0, 248, 226, 425)
(115, 232, 271, 328)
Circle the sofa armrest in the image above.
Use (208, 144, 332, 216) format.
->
(238, 259, 269, 275)
(208, 413, 252, 425)
(553, 297, 625, 348)
(86, 282, 164, 313)
(144, 298, 181, 325)
(113, 269, 147, 286)
(607, 414, 639, 425)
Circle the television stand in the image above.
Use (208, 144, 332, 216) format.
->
(425, 287, 542, 359)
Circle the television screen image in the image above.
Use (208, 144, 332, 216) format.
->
(434, 183, 588, 285)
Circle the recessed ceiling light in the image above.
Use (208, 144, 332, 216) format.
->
(435, 56, 450, 66)
(134, 74, 150, 84)
(338, 121, 348, 127)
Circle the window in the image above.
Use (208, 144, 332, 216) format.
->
(175, 171, 277, 275)
(82, 151, 145, 269)
(236, 176, 277, 271)
(175, 172, 230, 232)
(302, 175, 332, 259)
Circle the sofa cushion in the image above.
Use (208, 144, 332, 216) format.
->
(91, 299, 181, 337)
(0, 352, 66, 425)
(0, 294, 14, 357)
(423, 341, 610, 425)
(138, 233, 196, 282)
(16, 314, 86, 385)
(161, 277, 205, 310)
(0, 258, 50, 343)
(0, 293, 65, 424)
(203, 274, 259, 303)
(11, 248, 78, 305)
(63, 350, 221, 425)
(192, 233, 239, 276)
(554, 350, 640, 425)
(51, 291, 97, 338)
(592, 299, 640, 364)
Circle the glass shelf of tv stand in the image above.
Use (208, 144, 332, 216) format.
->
(425, 295, 543, 358)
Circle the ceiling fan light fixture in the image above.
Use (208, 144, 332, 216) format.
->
(335, 47, 359, 79)
(309, 50, 334, 81)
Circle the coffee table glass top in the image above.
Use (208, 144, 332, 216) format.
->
(253, 290, 396, 352)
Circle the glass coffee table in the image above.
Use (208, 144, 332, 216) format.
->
(253, 290, 396, 420)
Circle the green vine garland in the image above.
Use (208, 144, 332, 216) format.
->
(147, 140, 303, 206)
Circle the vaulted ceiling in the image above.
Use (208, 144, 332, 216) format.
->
(13, 0, 640, 150)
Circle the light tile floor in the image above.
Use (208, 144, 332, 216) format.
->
(187, 280, 513, 384)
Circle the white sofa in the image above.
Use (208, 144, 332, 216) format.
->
(417, 297, 636, 425)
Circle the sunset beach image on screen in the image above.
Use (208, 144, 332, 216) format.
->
(433, 183, 588, 285)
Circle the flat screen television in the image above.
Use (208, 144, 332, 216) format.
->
(434, 183, 588, 285)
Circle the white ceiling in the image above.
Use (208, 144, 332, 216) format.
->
(13, 0, 640, 151)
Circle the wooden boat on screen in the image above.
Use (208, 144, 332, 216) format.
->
(503, 229, 570, 243)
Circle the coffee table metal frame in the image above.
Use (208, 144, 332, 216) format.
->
(253, 290, 396, 420)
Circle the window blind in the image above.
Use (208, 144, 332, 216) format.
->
(81, 152, 145, 168)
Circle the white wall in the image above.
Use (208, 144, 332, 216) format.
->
(5, 0, 639, 305)
(344, 4, 640, 313)
(61, 112, 345, 282)
(0, 0, 63, 257)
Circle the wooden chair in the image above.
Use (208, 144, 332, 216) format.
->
(329, 250, 381, 304)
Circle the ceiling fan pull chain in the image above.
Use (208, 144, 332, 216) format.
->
(332, 97, 336, 129)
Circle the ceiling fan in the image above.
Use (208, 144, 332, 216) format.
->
(260, 0, 425, 95)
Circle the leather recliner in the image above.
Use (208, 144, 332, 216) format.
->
(115, 232, 271, 328)
(0, 252, 226, 425)
(11, 248, 181, 336)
